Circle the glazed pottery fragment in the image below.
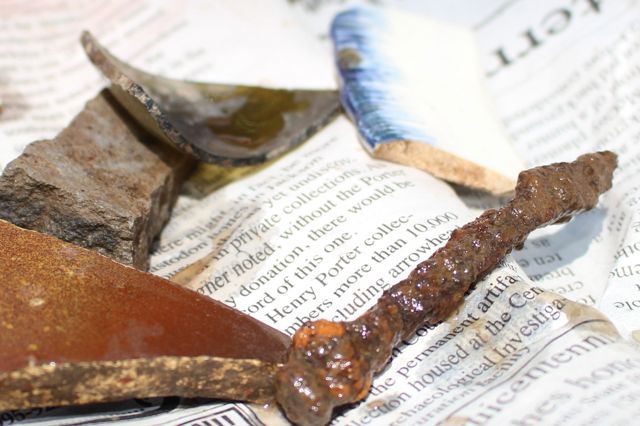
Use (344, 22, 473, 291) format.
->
(82, 32, 340, 166)
(0, 219, 290, 411)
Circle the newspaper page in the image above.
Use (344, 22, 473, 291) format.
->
(477, 0, 640, 341)
(147, 117, 640, 426)
(1, 1, 640, 426)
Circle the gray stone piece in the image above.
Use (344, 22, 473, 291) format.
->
(0, 90, 195, 270)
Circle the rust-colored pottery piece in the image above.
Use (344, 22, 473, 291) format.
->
(0, 220, 289, 411)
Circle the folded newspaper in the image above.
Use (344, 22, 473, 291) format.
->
(1, 0, 639, 425)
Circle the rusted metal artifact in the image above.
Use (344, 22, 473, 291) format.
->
(0, 219, 289, 411)
(274, 151, 617, 425)
(81, 32, 340, 166)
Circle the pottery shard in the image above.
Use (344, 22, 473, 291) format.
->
(0, 219, 290, 411)
(0, 90, 195, 270)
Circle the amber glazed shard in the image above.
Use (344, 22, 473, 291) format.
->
(81, 32, 340, 166)
(0, 220, 290, 411)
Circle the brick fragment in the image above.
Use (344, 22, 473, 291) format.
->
(0, 90, 195, 270)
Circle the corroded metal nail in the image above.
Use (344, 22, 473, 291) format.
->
(275, 151, 618, 425)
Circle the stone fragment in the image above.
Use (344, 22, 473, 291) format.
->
(0, 90, 195, 270)
(0, 219, 289, 411)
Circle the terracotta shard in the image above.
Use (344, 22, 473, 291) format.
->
(81, 31, 340, 166)
(0, 219, 290, 411)
(0, 91, 194, 270)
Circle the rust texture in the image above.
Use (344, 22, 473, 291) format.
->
(275, 151, 618, 425)
(0, 219, 290, 410)
(0, 91, 194, 270)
